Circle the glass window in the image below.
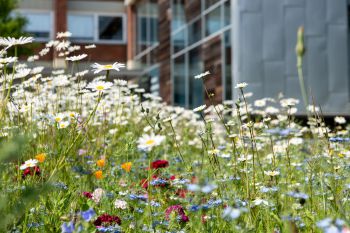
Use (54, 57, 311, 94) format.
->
(149, 67, 160, 96)
(224, 1, 231, 26)
(173, 55, 186, 106)
(173, 28, 186, 53)
(138, 17, 148, 44)
(136, 0, 158, 54)
(68, 14, 94, 41)
(205, 6, 221, 36)
(205, 0, 220, 9)
(172, 0, 185, 31)
(224, 30, 232, 100)
(150, 17, 158, 43)
(98, 16, 124, 41)
(22, 12, 51, 39)
(189, 47, 203, 108)
(188, 19, 201, 45)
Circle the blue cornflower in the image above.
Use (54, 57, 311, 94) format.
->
(61, 221, 74, 233)
(329, 137, 350, 142)
(150, 178, 169, 186)
(96, 226, 121, 233)
(287, 191, 309, 200)
(150, 200, 161, 207)
(81, 208, 95, 222)
(189, 205, 201, 212)
(129, 194, 147, 201)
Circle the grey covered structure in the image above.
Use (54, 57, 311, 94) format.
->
(231, 0, 350, 114)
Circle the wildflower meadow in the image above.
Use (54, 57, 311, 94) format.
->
(1, 33, 350, 233)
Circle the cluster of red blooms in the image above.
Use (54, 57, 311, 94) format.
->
(151, 160, 169, 169)
(165, 205, 189, 223)
(93, 214, 121, 227)
(82, 191, 93, 199)
(22, 166, 41, 179)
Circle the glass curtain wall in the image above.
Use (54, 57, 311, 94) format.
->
(171, 0, 232, 107)
(135, 0, 159, 94)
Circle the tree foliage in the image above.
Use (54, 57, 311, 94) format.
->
(0, 0, 27, 37)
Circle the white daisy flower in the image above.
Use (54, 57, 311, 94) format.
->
(55, 40, 71, 51)
(59, 121, 70, 129)
(235, 82, 248, 89)
(114, 79, 128, 86)
(91, 62, 125, 74)
(252, 198, 269, 207)
(0, 36, 34, 47)
(54, 113, 65, 123)
(137, 133, 165, 151)
(194, 71, 210, 79)
(86, 81, 113, 92)
(264, 170, 280, 177)
(20, 159, 38, 170)
(334, 116, 346, 124)
(0, 57, 17, 64)
(85, 44, 96, 49)
(114, 199, 128, 209)
(66, 54, 88, 62)
(193, 104, 206, 113)
(39, 48, 50, 56)
(56, 31, 72, 38)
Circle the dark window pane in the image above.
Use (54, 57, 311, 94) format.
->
(98, 16, 123, 41)
(150, 17, 158, 43)
(205, 0, 220, 9)
(189, 47, 203, 108)
(172, 0, 185, 31)
(205, 6, 221, 36)
(174, 55, 186, 106)
(173, 28, 186, 53)
(139, 17, 148, 43)
(224, 30, 232, 100)
(224, 1, 231, 26)
(188, 19, 201, 45)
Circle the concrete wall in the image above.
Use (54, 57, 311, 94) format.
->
(18, 0, 53, 10)
(232, 0, 350, 114)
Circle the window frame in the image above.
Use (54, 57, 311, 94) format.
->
(16, 9, 54, 42)
(67, 11, 127, 44)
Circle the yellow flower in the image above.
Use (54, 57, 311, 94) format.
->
(35, 153, 46, 163)
(121, 162, 132, 172)
(94, 170, 103, 179)
(96, 159, 105, 168)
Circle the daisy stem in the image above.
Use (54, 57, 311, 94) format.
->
(168, 120, 185, 163)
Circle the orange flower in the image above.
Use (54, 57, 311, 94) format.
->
(35, 153, 46, 163)
(96, 159, 105, 168)
(121, 162, 132, 172)
(94, 170, 103, 179)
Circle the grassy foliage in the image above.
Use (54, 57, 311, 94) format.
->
(0, 35, 349, 233)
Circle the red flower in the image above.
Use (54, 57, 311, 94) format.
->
(165, 205, 189, 223)
(82, 192, 93, 199)
(22, 166, 40, 179)
(140, 178, 149, 189)
(151, 160, 169, 169)
(93, 214, 121, 226)
(176, 189, 187, 198)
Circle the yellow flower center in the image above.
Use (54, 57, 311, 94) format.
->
(96, 85, 105, 91)
(145, 139, 155, 145)
(103, 64, 113, 69)
(55, 117, 61, 122)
